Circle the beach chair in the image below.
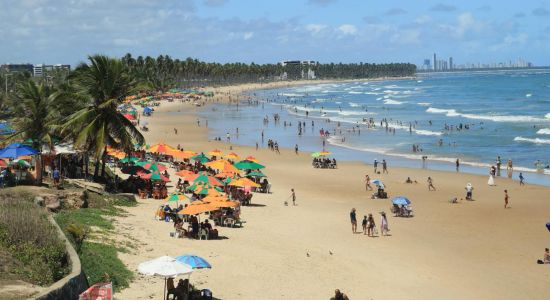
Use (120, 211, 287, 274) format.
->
(233, 219, 245, 228)
(199, 228, 209, 240)
(223, 218, 235, 227)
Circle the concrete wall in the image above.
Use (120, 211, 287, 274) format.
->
(34, 214, 89, 300)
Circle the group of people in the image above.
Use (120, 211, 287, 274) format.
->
(350, 208, 389, 237)
(312, 157, 337, 169)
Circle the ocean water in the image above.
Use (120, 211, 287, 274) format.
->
(199, 70, 550, 186)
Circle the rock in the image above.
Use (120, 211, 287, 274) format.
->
(34, 196, 44, 207)
(60, 191, 88, 209)
(146, 247, 154, 252)
(40, 193, 60, 212)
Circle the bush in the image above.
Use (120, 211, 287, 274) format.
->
(0, 194, 69, 285)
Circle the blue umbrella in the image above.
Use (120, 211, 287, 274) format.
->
(175, 255, 211, 269)
(392, 196, 411, 206)
(371, 179, 383, 186)
(546, 222, 550, 232)
(0, 143, 38, 159)
(144, 107, 153, 114)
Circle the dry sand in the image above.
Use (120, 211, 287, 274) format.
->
(114, 82, 550, 300)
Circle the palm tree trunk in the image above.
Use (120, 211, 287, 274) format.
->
(93, 158, 100, 178)
(100, 147, 107, 178)
(84, 154, 89, 180)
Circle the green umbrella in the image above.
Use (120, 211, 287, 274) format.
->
(192, 153, 210, 163)
(9, 159, 31, 168)
(246, 171, 266, 178)
(164, 193, 189, 203)
(193, 174, 223, 186)
(120, 157, 139, 163)
(311, 152, 322, 158)
(234, 160, 265, 170)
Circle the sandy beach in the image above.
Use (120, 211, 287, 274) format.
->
(114, 82, 550, 300)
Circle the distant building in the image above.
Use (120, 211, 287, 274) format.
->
(280, 60, 317, 79)
(449, 57, 453, 70)
(33, 64, 71, 77)
(433, 53, 437, 71)
(1, 63, 34, 74)
(423, 59, 431, 70)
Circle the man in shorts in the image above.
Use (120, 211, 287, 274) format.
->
(350, 208, 357, 233)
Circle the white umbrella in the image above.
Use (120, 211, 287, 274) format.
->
(138, 256, 193, 299)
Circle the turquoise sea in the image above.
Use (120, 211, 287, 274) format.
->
(199, 70, 550, 186)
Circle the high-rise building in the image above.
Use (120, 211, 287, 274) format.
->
(423, 59, 431, 70)
(433, 53, 437, 71)
(449, 57, 453, 70)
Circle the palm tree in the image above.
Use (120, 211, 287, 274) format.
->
(62, 55, 146, 179)
(10, 81, 58, 184)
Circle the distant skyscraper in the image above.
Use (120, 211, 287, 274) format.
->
(449, 57, 453, 70)
(433, 53, 437, 71)
(423, 59, 431, 70)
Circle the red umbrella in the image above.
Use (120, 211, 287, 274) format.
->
(140, 171, 170, 182)
(124, 114, 136, 121)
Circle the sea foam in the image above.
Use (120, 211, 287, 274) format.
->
(383, 99, 404, 105)
(537, 128, 550, 135)
(427, 107, 549, 122)
(514, 137, 550, 144)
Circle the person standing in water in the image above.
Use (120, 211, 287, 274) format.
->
(455, 158, 460, 172)
(519, 173, 525, 186)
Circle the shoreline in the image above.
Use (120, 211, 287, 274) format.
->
(115, 84, 550, 300)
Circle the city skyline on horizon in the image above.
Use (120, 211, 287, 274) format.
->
(1, 0, 550, 66)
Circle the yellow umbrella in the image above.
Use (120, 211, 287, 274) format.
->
(168, 149, 197, 160)
(225, 152, 240, 160)
(229, 177, 260, 188)
(177, 201, 216, 215)
(204, 159, 238, 173)
(208, 149, 224, 157)
(148, 143, 176, 154)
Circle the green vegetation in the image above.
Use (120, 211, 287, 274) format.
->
(54, 192, 136, 291)
(0, 189, 69, 286)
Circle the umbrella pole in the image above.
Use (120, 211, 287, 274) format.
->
(164, 277, 167, 300)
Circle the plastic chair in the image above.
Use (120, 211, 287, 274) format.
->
(199, 228, 208, 240)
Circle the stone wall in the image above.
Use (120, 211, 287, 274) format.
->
(34, 214, 89, 300)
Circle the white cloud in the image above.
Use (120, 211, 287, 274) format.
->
(243, 32, 254, 40)
(337, 24, 357, 35)
(305, 23, 327, 34)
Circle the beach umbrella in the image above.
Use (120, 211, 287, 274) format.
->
(392, 196, 411, 206)
(138, 162, 168, 172)
(229, 177, 260, 188)
(0, 143, 38, 159)
(246, 171, 266, 178)
(234, 160, 265, 170)
(201, 194, 229, 203)
(192, 153, 210, 163)
(190, 185, 223, 196)
(148, 143, 176, 154)
(208, 149, 223, 157)
(225, 152, 240, 160)
(175, 255, 211, 269)
(121, 165, 149, 175)
(0, 159, 7, 168)
(175, 170, 196, 179)
(546, 222, 550, 232)
(215, 171, 236, 178)
(192, 174, 223, 186)
(205, 159, 238, 173)
(138, 256, 193, 300)
(141, 171, 170, 182)
(371, 179, 383, 186)
(245, 155, 258, 162)
(206, 198, 240, 209)
(9, 159, 31, 168)
(178, 200, 215, 215)
(120, 157, 139, 163)
(168, 149, 196, 160)
(143, 107, 153, 114)
(123, 114, 135, 121)
(164, 192, 189, 203)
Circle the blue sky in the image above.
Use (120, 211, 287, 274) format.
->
(1, 0, 550, 66)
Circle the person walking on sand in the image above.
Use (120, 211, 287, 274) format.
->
(291, 188, 296, 206)
(350, 208, 357, 233)
(488, 166, 496, 186)
(295, 144, 299, 155)
(367, 213, 376, 236)
(465, 183, 473, 200)
(519, 172, 525, 186)
(380, 212, 389, 236)
(382, 159, 388, 174)
(456, 158, 460, 172)
(373, 159, 378, 173)
(427, 177, 436, 191)
(362, 215, 367, 235)
(365, 175, 373, 191)
(504, 189, 510, 208)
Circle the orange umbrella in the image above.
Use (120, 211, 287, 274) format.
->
(168, 149, 197, 160)
(177, 201, 215, 215)
(175, 170, 196, 179)
(204, 159, 238, 173)
(215, 171, 235, 178)
(201, 194, 229, 203)
(245, 155, 258, 162)
(195, 187, 224, 197)
(208, 149, 223, 157)
(208, 199, 240, 208)
(148, 143, 176, 154)
(229, 177, 260, 188)
(225, 152, 240, 160)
